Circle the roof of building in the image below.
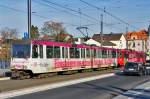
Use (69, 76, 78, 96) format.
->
(126, 30, 148, 40)
(92, 33, 123, 41)
(93, 39, 116, 46)
(102, 41, 116, 46)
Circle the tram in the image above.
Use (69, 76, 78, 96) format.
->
(10, 40, 146, 79)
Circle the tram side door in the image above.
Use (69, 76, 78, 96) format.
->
(90, 49, 96, 68)
(31, 44, 51, 73)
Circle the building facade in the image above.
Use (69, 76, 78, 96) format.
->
(126, 30, 148, 52)
(92, 33, 126, 49)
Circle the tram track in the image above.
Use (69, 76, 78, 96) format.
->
(0, 69, 115, 93)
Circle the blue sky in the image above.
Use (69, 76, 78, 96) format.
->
(0, 0, 150, 38)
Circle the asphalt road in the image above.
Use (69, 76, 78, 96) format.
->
(9, 74, 150, 99)
(0, 70, 114, 92)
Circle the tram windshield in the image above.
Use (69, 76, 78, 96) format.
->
(12, 44, 31, 58)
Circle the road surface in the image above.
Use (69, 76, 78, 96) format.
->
(9, 74, 150, 99)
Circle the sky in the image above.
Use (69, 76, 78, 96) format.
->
(0, 0, 150, 38)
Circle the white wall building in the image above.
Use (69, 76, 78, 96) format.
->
(84, 39, 101, 47)
(92, 33, 126, 49)
(110, 34, 126, 49)
(128, 40, 146, 52)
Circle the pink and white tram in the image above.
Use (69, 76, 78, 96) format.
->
(10, 40, 145, 79)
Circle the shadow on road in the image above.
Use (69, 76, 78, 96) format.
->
(67, 82, 129, 98)
(119, 88, 150, 99)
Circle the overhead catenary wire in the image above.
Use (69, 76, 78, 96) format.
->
(0, 4, 49, 19)
(0, 1, 124, 37)
(42, 0, 102, 24)
(0, 1, 123, 31)
(0, 4, 82, 28)
(41, 0, 124, 31)
(79, 0, 139, 30)
(36, 0, 122, 36)
(33, 0, 99, 25)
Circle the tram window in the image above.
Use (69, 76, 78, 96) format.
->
(117, 52, 120, 58)
(62, 47, 65, 58)
(124, 53, 129, 58)
(65, 48, 68, 58)
(119, 52, 122, 58)
(96, 50, 99, 58)
(112, 50, 116, 58)
(117, 51, 122, 58)
(75, 48, 80, 58)
(32, 45, 38, 58)
(108, 50, 112, 58)
(54, 46, 60, 58)
(62, 47, 68, 58)
(12, 44, 30, 58)
(98, 50, 102, 58)
(62, 47, 64, 58)
(70, 47, 75, 58)
(102, 50, 107, 58)
(39, 45, 43, 58)
(93, 49, 96, 58)
(86, 49, 90, 58)
(46, 46, 53, 58)
(81, 49, 85, 58)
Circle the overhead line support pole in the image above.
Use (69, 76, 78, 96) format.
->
(100, 14, 103, 47)
(28, 0, 31, 39)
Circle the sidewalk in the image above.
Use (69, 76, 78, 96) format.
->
(113, 80, 150, 99)
(0, 77, 10, 81)
(0, 69, 11, 79)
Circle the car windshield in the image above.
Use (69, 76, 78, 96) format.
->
(12, 44, 30, 58)
(125, 63, 138, 69)
(146, 60, 150, 63)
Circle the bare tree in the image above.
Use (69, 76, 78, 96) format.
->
(40, 21, 66, 36)
(0, 27, 19, 40)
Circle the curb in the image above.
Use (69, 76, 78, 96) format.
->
(0, 73, 114, 99)
(0, 77, 10, 81)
